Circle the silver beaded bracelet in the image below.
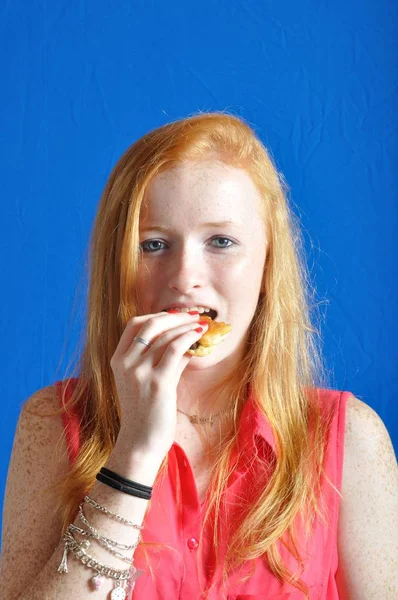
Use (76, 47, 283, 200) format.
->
(57, 530, 145, 599)
(68, 523, 135, 564)
(57, 495, 145, 598)
(84, 495, 144, 528)
(79, 502, 140, 551)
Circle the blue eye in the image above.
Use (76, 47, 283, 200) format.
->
(211, 236, 234, 248)
(140, 236, 235, 253)
(140, 240, 166, 252)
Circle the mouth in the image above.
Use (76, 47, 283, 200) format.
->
(162, 307, 218, 320)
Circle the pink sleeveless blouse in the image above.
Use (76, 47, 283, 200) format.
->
(55, 378, 350, 599)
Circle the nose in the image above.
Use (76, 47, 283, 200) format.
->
(167, 245, 206, 294)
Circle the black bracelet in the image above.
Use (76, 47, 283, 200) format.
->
(100, 467, 153, 493)
(96, 472, 152, 500)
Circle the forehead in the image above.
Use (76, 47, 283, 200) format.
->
(141, 160, 264, 225)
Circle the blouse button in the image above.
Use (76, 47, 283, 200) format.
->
(187, 537, 199, 549)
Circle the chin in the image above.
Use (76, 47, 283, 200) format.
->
(187, 352, 219, 365)
(187, 345, 219, 361)
(186, 340, 238, 367)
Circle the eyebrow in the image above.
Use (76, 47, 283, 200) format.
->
(140, 220, 238, 233)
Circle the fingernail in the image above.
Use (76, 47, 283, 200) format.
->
(188, 310, 199, 315)
(195, 327, 204, 333)
(167, 310, 179, 313)
(198, 320, 209, 326)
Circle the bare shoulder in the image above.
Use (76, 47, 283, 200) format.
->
(12, 383, 67, 472)
(342, 393, 397, 498)
(0, 384, 70, 598)
(22, 382, 61, 413)
(336, 395, 398, 599)
(344, 394, 391, 438)
(342, 394, 397, 472)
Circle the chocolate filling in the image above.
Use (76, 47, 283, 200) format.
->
(190, 342, 200, 350)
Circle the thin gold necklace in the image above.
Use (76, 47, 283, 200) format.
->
(176, 406, 234, 426)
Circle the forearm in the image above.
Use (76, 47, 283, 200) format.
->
(19, 448, 162, 600)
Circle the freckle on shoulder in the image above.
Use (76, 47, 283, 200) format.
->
(345, 395, 393, 454)
(346, 395, 380, 422)
(22, 384, 60, 417)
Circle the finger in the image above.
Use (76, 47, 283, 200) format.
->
(144, 320, 208, 367)
(175, 354, 193, 381)
(127, 312, 201, 356)
(120, 320, 206, 372)
(154, 325, 209, 373)
(115, 311, 199, 359)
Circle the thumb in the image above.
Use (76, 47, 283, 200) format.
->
(175, 354, 193, 381)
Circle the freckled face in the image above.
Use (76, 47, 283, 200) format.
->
(136, 160, 267, 364)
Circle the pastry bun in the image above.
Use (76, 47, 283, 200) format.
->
(187, 315, 232, 357)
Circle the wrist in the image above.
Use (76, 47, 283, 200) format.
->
(106, 441, 163, 487)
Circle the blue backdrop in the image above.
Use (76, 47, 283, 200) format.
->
(1, 1, 397, 539)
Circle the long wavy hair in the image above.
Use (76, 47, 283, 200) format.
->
(40, 111, 335, 598)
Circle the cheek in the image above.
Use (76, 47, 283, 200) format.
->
(137, 259, 162, 286)
(226, 260, 264, 314)
(223, 254, 263, 286)
(136, 264, 159, 309)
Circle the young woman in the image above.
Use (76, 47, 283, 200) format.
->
(1, 112, 397, 600)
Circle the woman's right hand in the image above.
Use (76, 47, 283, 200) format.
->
(110, 310, 208, 464)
